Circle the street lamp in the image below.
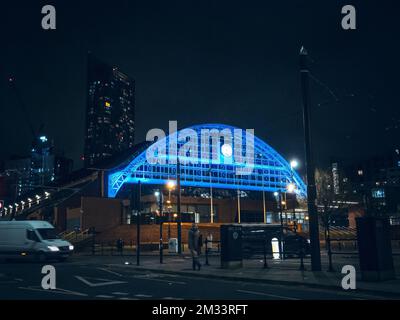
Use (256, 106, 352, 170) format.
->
(286, 183, 296, 193)
(300, 46, 322, 270)
(290, 159, 299, 170)
(166, 180, 176, 239)
(209, 168, 214, 223)
(286, 183, 297, 233)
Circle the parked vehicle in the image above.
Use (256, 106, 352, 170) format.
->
(241, 223, 310, 258)
(0, 220, 74, 262)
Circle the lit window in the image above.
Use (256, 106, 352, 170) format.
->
(357, 170, 363, 176)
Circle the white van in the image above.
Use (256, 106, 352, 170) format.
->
(0, 220, 74, 262)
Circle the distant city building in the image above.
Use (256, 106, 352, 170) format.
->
(332, 149, 400, 220)
(2, 135, 73, 202)
(30, 135, 55, 188)
(84, 53, 135, 167)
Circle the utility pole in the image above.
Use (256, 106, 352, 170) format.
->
(136, 180, 141, 266)
(158, 190, 163, 264)
(177, 160, 182, 254)
(209, 169, 214, 223)
(299, 46, 321, 271)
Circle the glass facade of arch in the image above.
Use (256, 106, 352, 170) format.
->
(107, 124, 306, 198)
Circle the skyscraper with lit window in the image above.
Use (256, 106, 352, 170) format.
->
(84, 53, 135, 167)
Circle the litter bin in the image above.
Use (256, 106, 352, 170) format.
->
(220, 224, 242, 269)
(168, 238, 178, 253)
(356, 216, 395, 281)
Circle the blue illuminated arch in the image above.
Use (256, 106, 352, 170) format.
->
(107, 124, 306, 198)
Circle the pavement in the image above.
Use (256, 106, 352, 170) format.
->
(1, 253, 399, 300)
(99, 252, 400, 297)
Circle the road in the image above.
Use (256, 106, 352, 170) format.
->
(0, 256, 397, 300)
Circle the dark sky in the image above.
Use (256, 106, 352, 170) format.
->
(1, 0, 399, 170)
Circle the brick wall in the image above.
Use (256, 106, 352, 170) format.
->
(96, 222, 221, 245)
(81, 197, 122, 232)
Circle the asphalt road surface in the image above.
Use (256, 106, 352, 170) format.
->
(0, 256, 398, 300)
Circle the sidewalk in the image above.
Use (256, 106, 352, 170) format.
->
(98, 253, 400, 297)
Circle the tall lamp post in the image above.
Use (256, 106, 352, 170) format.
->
(289, 160, 299, 233)
(177, 160, 182, 254)
(274, 191, 285, 259)
(136, 180, 142, 266)
(166, 180, 175, 239)
(209, 168, 214, 223)
(300, 46, 322, 271)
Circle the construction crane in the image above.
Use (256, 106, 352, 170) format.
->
(8, 76, 45, 142)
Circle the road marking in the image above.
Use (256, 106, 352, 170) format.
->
(119, 297, 139, 300)
(133, 275, 186, 285)
(236, 289, 299, 300)
(95, 295, 114, 299)
(162, 297, 184, 300)
(19, 286, 88, 297)
(112, 292, 129, 295)
(75, 276, 127, 287)
(97, 268, 124, 277)
(134, 294, 153, 298)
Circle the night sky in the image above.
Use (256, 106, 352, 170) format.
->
(1, 1, 399, 171)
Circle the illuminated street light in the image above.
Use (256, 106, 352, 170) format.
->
(290, 159, 299, 169)
(286, 183, 296, 193)
(273, 191, 279, 197)
(166, 180, 176, 190)
(154, 191, 160, 197)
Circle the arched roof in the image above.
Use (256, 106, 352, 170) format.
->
(107, 123, 306, 198)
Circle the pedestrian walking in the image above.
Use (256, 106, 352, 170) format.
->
(188, 223, 201, 270)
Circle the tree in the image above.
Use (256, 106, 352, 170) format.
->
(315, 168, 348, 244)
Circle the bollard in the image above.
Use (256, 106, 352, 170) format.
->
(205, 239, 209, 266)
(159, 222, 163, 264)
(160, 238, 163, 264)
(327, 236, 334, 272)
(299, 249, 305, 271)
(263, 240, 268, 269)
(92, 233, 95, 256)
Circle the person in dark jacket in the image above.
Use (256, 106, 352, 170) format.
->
(188, 223, 201, 270)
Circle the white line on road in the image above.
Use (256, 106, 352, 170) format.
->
(134, 294, 153, 298)
(236, 289, 299, 300)
(112, 292, 129, 295)
(95, 295, 115, 299)
(162, 297, 184, 300)
(75, 275, 127, 287)
(133, 275, 186, 285)
(19, 286, 88, 297)
(97, 268, 124, 277)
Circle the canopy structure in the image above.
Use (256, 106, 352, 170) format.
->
(107, 123, 306, 198)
